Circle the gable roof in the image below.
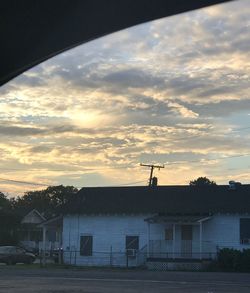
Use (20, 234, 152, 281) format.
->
(21, 209, 46, 224)
(38, 215, 62, 228)
(63, 185, 250, 215)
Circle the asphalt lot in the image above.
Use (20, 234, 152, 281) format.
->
(0, 266, 250, 292)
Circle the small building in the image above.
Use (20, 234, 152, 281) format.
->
(19, 209, 45, 251)
(19, 209, 61, 253)
(38, 216, 62, 252)
(60, 184, 250, 269)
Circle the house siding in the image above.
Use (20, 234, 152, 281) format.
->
(203, 214, 250, 251)
(62, 214, 250, 267)
(63, 214, 152, 266)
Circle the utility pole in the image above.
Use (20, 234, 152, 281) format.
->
(140, 163, 164, 186)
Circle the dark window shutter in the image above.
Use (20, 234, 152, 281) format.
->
(80, 235, 93, 256)
(240, 219, 250, 243)
(126, 236, 139, 250)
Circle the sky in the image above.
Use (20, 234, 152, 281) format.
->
(0, 0, 250, 196)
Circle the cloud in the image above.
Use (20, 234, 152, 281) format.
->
(183, 99, 250, 117)
(1, 0, 250, 195)
(168, 102, 199, 118)
(13, 74, 46, 87)
(0, 124, 45, 136)
(29, 146, 52, 153)
(102, 68, 165, 89)
(0, 122, 100, 137)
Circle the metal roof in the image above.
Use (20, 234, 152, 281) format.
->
(62, 185, 250, 215)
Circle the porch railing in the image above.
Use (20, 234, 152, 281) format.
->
(19, 240, 60, 251)
(148, 240, 217, 259)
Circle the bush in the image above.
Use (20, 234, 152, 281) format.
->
(216, 248, 250, 272)
(217, 248, 241, 271)
(240, 249, 250, 272)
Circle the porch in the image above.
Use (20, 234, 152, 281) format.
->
(148, 239, 216, 260)
(145, 214, 217, 261)
(19, 240, 60, 252)
(38, 216, 63, 265)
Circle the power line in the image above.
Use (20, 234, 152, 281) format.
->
(0, 124, 250, 174)
(162, 124, 250, 143)
(0, 165, 135, 172)
(0, 177, 147, 189)
(164, 153, 250, 166)
(1, 154, 250, 192)
(0, 151, 249, 179)
(119, 180, 147, 186)
(231, 126, 250, 132)
(92, 180, 147, 187)
(0, 177, 50, 187)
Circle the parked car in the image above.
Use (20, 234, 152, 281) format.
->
(0, 246, 36, 265)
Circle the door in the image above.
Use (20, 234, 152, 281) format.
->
(181, 225, 192, 258)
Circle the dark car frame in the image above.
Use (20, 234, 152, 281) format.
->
(0, 246, 35, 265)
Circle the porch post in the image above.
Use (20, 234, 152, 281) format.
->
(58, 227, 62, 264)
(42, 225, 47, 266)
(172, 223, 176, 259)
(147, 222, 150, 258)
(199, 221, 202, 260)
(27, 229, 31, 241)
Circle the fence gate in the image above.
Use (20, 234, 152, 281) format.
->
(181, 225, 192, 258)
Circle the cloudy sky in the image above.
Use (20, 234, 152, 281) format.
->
(0, 0, 250, 196)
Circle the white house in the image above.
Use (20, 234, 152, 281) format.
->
(59, 183, 250, 270)
(19, 209, 45, 251)
(20, 209, 61, 253)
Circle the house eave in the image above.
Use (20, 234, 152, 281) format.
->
(144, 214, 211, 224)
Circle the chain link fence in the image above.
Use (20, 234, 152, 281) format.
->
(38, 248, 147, 268)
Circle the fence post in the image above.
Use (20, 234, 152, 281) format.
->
(110, 246, 113, 267)
(58, 248, 63, 265)
(42, 226, 47, 267)
(173, 224, 176, 259)
(199, 221, 203, 260)
(147, 222, 150, 258)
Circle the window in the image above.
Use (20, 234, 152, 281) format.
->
(165, 228, 173, 240)
(80, 235, 93, 256)
(126, 236, 139, 250)
(16, 247, 25, 254)
(240, 219, 250, 244)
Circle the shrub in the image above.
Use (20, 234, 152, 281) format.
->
(216, 248, 250, 272)
(240, 249, 250, 272)
(217, 248, 241, 271)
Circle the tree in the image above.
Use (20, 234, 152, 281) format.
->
(0, 191, 21, 245)
(13, 185, 78, 218)
(0, 191, 10, 209)
(189, 177, 216, 186)
(46, 185, 78, 207)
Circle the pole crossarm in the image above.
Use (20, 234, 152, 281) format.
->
(140, 163, 164, 186)
(140, 163, 164, 169)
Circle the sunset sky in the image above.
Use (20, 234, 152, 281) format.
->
(0, 0, 250, 196)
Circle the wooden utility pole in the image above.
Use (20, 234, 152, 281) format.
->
(140, 163, 164, 186)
